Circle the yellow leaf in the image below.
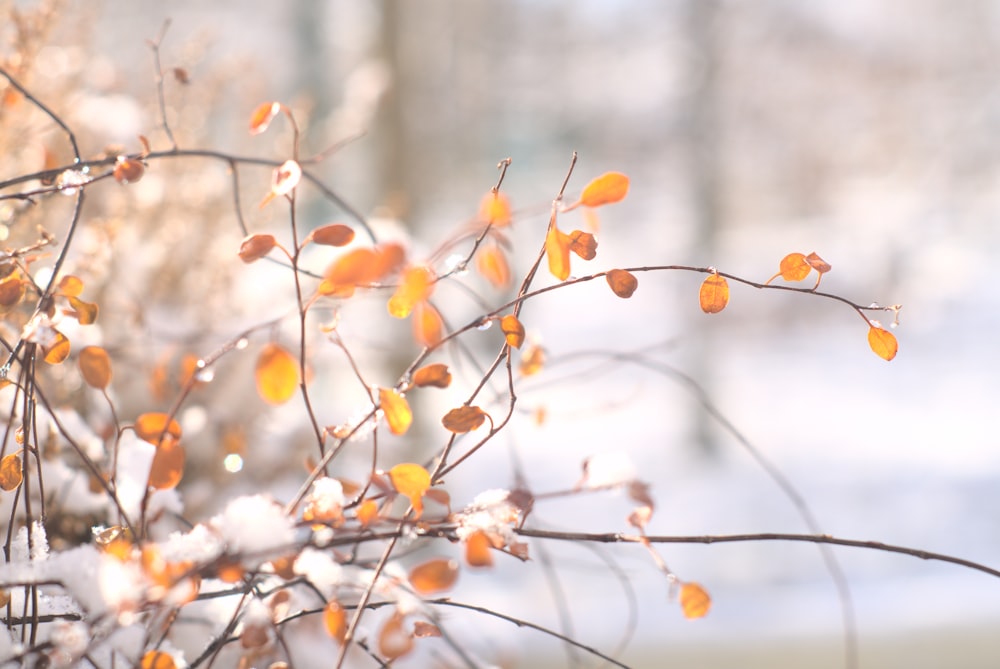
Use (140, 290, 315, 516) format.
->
(545, 226, 571, 281)
(868, 324, 898, 361)
(578, 171, 630, 208)
(0, 453, 22, 491)
(379, 388, 413, 436)
(78, 345, 112, 389)
(408, 558, 459, 594)
(699, 273, 729, 314)
(324, 600, 347, 644)
(606, 269, 638, 298)
(679, 582, 711, 619)
(387, 266, 435, 319)
(500, 314, 525, 348)
(43, 331, 71, 364)
(479, 190, 512, 227)
(412, 363, 452, 389)
(441, 405, 488, 434)
(255, 343, 300, 405)
(388, 462, 431, 518)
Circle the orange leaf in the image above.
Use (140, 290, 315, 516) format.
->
(388, 462, 431, 517)
(324, 599, 347, 644)
(606, 269, 638, 298)
(0, 274, 25, 308)
(475, 243, 511, 289)
(378, 612, 414, 660)
(408, 558, 459, 594)
(68, 296, 99, 325)
(441, 405, 488, 434)
(57, 275, 84, 297)
(148, 435, 185, 490)
(379, 388, 413, 436)
(775, 252, 811, 283)
(545, 226, 572, 281)
(679, 582, 711, 619)
(868, 324, 898, 361)
(500, 314, 525, 348)
(78, 345, 112, 389)
(255, 343, 301, 405)
(238, 234, 277, 263)
(388, 266, 435, 319)
(567, 230, 597, 260)
(519, 344, 545, 376)
(135, 413, 183, 445)
(43, 331, 71, 364)
(479, 190, 512, 227)
(465, 530, 494, 568)
(413, 301, 444, 348)
(321, 243, 405, 295)
(113, 155, 144, 184)
(308, 223, 355, 247)
(0, 453, 22, 491)
(578, 171, 630, 208)
(699, 273, 729, 314)
(412, 363, 452, 389)
(249, 101, 281, 135)
(140, 650, 177, 669)
(355, 499, 379, 526)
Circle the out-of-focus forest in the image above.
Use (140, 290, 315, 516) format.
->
(3, 1, 1000, 667)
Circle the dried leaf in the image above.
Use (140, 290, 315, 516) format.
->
(679, 582, 711, 619)
(388, 462, 431, 518)
(379, 388, 413, 436)
(78, 345, 112, 389)
(135, 413, 183, 445)
(255, 343, 300, 405)
(378, 612, 414, 660)
(308, 223, 355, 247)
(148, 435, 185, 490)
(412, 621, 442, 638)
(113, 156, 144, 184)
(465, 530, 494, 568)
(260, 160, 302, 207)
(805, 252, 831, 274)
(408, 558, 459, 594)
(578, 171, 630, 208)
(606, 269, 638, 298)
(239, 234, 277, 263)
(324, 600, 347, 644)
(567, 230, 597, 260)
(249, 101, 281, 135)
(441, 405, 488, 434)
(43, 331, 71, 364)
(388, 266, 435, 319)
(699, 273, 729, 314)
(68, 296, 99, 325)
(500, 314, 525, 348)
(0, 453, 22, 491)
(413, 301, 444, 348)
(412, 363, 452, 389)
(545, 226, 572, 281)
(140, 650, 177, 669)
(479, 190, 512, 227)
(0, 274, 25, 308)
(868, 324, 898, 361)
(476, 243, 511, 288)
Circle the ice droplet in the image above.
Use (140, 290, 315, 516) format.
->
(477, 319, 493, 331)
(445, 253, 468, 276)
(235, 337, 250, 350)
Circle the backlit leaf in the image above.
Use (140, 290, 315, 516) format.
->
(43, 331, 71, 364)
(774, 252, 811, 283)
(148, 435, 185, 490)
(500, 314, 525, 348)
(238, 234, 277, 263)
(356, 499, 379, 526)
(679, 582, 711, 619)
(699, 273, 729, 314)
(135, 413, 183, 445)
(57, 275, 84, 297)
(578, 171, 630, 208)
(412, 363, 451, 389)
(255, 343, 300, 405)
(0, 274, 25, 308)
(308, 223, 355, 247)
(545, 226, 572, 281)
(249, 101, 281, 135)
(441, 405, 487, 434)
(68, 296, 99, 325)
(465, 530, 494, 568)
(479, 190, 512, 227)
(520, 344, 545, 376)
(378, 612, 414, 660)
(388, 266, 435, 319)
(140, 650, 177, 669)
(476, 243, 511, 288)
(606, 269, 638, 298)
(321, 243, 406, 295)
(388, 462, 431, 518)
(568, 230, 597, 261)
(413, 301, 444, 348)
(868, 324, 898, 361)
(79, 345, 112, 389)
(379, 388, 413, 436)
(408, 558, 459, 594)
(324, 599, 347, 644)
(113, 155, 144, 184)
(0, 453, 22, 491)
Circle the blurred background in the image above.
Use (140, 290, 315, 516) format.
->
(5, 1, 1000, 667)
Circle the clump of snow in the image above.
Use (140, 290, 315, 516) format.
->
(454, 489, 519, 544)
(157, 523, 224, 565)
(293, 547, 342, 597)
(210, 494, 295, 557)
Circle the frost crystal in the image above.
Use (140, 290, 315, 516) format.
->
(55, 168, 91, 196)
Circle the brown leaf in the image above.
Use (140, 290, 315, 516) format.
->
(441, 405, 488, 434)
(606, 269, 638, 298)
(519, 344, 545, 376)
(412, 363, 452, 389)
(140, 651, 177, 669)
(113, 156, 144, 184)
(0, 453, 22, 491)
(0, 274, 25, 308)
(308, 223, 355, 247)
(238, 234, 277, 263)
(412, 621, 442, 638)
(567, 230, 597, 260)
(78, 345, 112, 389)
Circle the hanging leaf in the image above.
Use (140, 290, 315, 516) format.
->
(413, 301, 444, 348)
(238, 234, 277, 263)
(408, 558, 459, 594)
(519, 344, 545, 376)
(699, 273, 729, 314)
(606, 269, 638, 298)
(577, 171, 630, 208)
(57, 275, 84, 297)
(0, 453, 22, 491)
(0, 274, 25, 308)
(113, 155, 144, 184)
(135, 413, 183, 445)
(78, 346, 112, 389)
(388, 462, 431, 518)
(567, 230, 598, 260)
(307, 223, 355, 247)
(476, 243, 511, 288)
(387, 266, 435, 319)
(140, 650, 177, 669)
(545, 226, 572, 281)
(68, 296, 99, 325)
(378, 612, 414, 661)
(324, 599, 347, 644)
(464, 530, 494, 568)
(679, 582, 712, 619)
(249, 101, 281, 135)
(255, 343, 300, 405)
(868, 324, 898, 361)
(43, 331, 71, 364)
(379, 388, 413, 436)
(500, 314, 525, 348)
(441, 405, 488, 434)
(479, 190, 512, 227)
(412, 363, 452, 389)
(148, 435, 185, 490)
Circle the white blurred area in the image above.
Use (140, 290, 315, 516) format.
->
(18, 1, 1000, 666)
